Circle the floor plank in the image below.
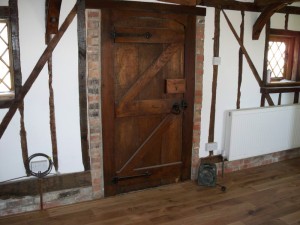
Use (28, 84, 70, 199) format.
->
(280, 210, 300, 224)
(1, 157, 300, 225)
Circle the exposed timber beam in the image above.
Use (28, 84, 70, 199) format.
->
(77, 0, 90, 171)
(252, 2, 291, 40)
(279, 6, 300, 14)
(197, 0, 300, 15)
(0, 6, 9, 18)
(157, 0, 196, 6)
(0, 3, 78, 139)
(45, 0, 62, 172)
(198, 0, 259, 11)
(208, 7, 220, 144)
(86, 0, 206, 15)
(237, 10, 245, 109)
(45, 0, 62, 39)
(254, 0, 300, 7)
(222, 9, 275, 106)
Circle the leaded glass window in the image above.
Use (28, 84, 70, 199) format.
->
(0, 20, 13, 94)
(267, 41, 286, 79)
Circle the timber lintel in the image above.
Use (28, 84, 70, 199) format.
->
(198, 0, 300, 15)
(255, 0, 300, 7)
(157, 0, 197, 6)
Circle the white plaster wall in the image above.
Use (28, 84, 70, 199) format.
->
(0, 0, 299, 182)
(0, 0, 83, 182)
(200, 7, 300, 158)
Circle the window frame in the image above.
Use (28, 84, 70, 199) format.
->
(0, 5, 21, 109)
(267, 29, 300, 84)
(0, 18, 15, 99)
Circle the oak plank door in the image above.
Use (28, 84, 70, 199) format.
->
(102, 9, 196, 196)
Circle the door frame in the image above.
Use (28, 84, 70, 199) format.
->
(86, 1, 206, 197)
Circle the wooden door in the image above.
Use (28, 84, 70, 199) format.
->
(101, 9, 196, 196)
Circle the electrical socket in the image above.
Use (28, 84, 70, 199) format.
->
(212, 57, 221, 65)
(30, 160, 48, 173)
(205, 142, 218, 152)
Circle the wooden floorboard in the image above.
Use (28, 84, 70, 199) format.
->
(1, 157, 300, 225)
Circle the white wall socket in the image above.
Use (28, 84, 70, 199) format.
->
(212, 57, 221, 65)
(205, 142, 218, 152)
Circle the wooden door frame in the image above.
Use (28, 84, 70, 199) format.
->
(85, 0, 206, 16)
(89, 1, 205, 196)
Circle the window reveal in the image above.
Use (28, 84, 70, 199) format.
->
(267, 29, 300, 83)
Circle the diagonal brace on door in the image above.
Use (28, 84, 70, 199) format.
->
(117, 114, 177, 175)
(0, 3, 78, 139)
(117, 43, 181, 113)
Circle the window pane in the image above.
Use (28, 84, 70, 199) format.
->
(0, 82, 9, 92)
(0, 38, 7, 53)
(0, 25, 8, 44)
(0, 20, 12, 93)
(267, 41, 286, 78)
(2, 48, 10, 66)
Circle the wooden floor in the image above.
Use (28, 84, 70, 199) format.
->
(1, 158, 300, 225)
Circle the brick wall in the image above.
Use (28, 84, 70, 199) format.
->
(0, 187, 93, 217)
(191, 16, 205, 180)
(86, 9, 104, 199)
(216, 148, 300, 175)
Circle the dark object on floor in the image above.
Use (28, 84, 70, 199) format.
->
(198, 162, 226, 192)
(198, 162, 217, 187)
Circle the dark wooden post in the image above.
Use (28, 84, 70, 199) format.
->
(77, 0, 90, 171)
(47, 53, 59, 171)
(208, 7, 220, 144)
(222, 9, 274, 106)
(285, 13, 289, 30)
(45, 0, 62, 172)
(261, 20, 271, 107)
(237, 11, 245, 109)
(9, 0, 29, 174)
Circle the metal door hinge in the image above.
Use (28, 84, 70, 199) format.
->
(111, 30, 152, 40)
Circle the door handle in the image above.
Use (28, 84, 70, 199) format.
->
(171, 103, 181, 115)
(171, 100, 188, 115)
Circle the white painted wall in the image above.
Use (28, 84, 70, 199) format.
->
(0, 0, 83, 182)
(200, 6, 300, 158)
(0, 0, 299, 182)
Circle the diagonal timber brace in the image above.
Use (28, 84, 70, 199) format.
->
(222, 9, 275, 106)
(0, 3, 78, 139)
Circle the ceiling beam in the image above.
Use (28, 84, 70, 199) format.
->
(198, 0, 259, 11)
(278, 5, 300, 14)
(157, 0, 196, 6)
(197, 0, 300, 14)
(254, 0, 300, 7)
(252, 2, 289, 40)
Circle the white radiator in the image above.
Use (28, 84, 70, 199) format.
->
(224, 104, 300, 161)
